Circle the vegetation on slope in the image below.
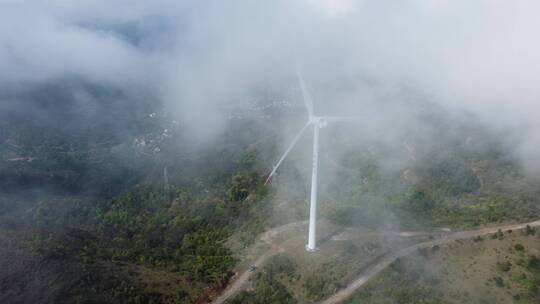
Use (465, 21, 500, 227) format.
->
(345, 227, 540, 304)
(1, 89, 540, 303)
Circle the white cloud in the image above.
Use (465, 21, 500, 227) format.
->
(1, 0, 539, 169)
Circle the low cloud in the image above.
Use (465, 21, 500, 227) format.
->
(1, 0, 539, 170)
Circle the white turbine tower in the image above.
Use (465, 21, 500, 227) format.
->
(265, 70, 361, 252)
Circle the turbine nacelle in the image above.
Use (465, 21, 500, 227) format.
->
(310, 116, 328, 128)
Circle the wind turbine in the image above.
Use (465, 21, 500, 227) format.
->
(265, 70, 362, 252)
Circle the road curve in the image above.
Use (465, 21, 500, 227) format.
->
(210, 221, 306, 304)
(318, 220, 540, 304)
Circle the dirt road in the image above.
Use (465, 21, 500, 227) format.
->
(318, 220, 540, 304)
(210, 221, 306, 304)
(210, 219, 540, 304)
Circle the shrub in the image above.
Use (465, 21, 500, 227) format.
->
(473, 236, 484, 242)
(491, 229, 504, 240)
(525, 225, 536, 236)
(496, 261, 512, 272)
(527, 255, 540, 272)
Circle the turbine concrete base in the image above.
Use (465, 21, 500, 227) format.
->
(305, 245, 318, 252)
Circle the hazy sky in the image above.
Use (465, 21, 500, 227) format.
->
(1, 0, 539, 170)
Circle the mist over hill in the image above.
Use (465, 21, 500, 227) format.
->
(1, 1, 540, 303)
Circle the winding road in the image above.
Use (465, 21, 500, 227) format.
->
(210, 221, 306, 304)
(210, 220, 540, 304)
(319, 220, 540, 304)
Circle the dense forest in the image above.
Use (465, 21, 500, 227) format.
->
(0, 82, 276, 303)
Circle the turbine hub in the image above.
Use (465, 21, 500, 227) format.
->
(312, 116, 328, 128)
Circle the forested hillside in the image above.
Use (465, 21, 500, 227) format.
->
(0, 83, 278, 303)
(1, 84, 539, 303)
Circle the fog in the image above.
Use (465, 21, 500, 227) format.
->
(1, 0, 539, 171)
(2, 3, 540, 301)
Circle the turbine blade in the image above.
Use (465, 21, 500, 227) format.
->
(265, 121, 312, 185)
(322, 116, 364, 122)
(297, 69, 315, 118)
